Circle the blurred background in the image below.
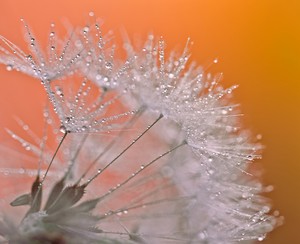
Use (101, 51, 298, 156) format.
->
(0, 1, 299, 243)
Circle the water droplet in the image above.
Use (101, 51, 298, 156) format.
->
(247, 155, 253, 160)
(265, 185, 274, 192)
(258, 236, 265, 241)
(105, 62, 113, 69)
(6, 65, 13, 71)
(168, 73, 175, 79)
(64, 117, 72, 124)
(221, 109, 228, 115)
(83, 26, 89, 33)
(59, 125, 67, 133)
(56, 88, 63, 96)
(256, 134, 262, 140)
(23, 125, 29, 130)
(198, 231, 207, 240)
(96, 74, 102, 81)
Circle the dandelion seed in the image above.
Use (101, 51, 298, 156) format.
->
(0, 20, 83, 81)
(44, 75, 134, 133)
(77, 22, 126, 90)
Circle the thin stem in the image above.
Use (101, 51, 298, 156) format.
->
(83, 113, 162, 186)
(78, 107, 145, 183)
(100, 195, 193, 220)
(25, 131, 68, 218)
(91, 141, 187, 202)
(98, 230, 189, 242)
(64, 132, 89, 180)
(37, 106, 50, 177)
(37, 121, 48, 177)
(41, 131, 68, 184)
(124, 179, 176, 209)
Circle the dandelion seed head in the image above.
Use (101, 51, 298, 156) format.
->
(0, 18, 282, 244)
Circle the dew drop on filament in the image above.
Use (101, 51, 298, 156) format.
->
(59, 125, 67, 133)
(6, 65, 13, 71)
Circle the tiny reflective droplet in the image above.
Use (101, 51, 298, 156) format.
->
(247, 155, 253, 160)
(60, 125, 67, 133)
(83, 26, 89, 33)
(6, 65, 13, 71)
(168, 73, 175, 79)
(221, 109, 228, 115)
(258, 236, 265, 241)
(105, 62, 112, 69)
(23, 125, 29, 130)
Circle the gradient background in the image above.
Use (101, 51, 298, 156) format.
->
(0, 1, 299, 243)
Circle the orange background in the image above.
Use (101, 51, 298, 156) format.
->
(0, 1, 299, 243)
